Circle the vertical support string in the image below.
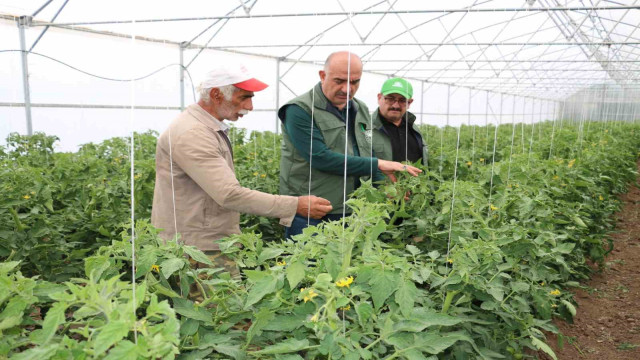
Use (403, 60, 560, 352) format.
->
(507, 95, 517, 185)
(307, 86, 315, 226)
(487, 93, 502, 217)
(129, 19, 138, 345)
(527, 98, 535, 166)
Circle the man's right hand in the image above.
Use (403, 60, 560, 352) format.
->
(297, 196, 333, 220)
(377, 159, 422, 182)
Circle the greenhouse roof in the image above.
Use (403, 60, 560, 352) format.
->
(2, 0, 640, 100)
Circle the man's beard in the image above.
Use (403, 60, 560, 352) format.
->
(219, 102, 249, 120)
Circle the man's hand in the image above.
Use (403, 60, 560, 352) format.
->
(297, 196, 332, 220)
(378, 159, 422, 182)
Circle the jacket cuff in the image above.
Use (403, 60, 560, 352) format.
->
(278, 196, 299, 227)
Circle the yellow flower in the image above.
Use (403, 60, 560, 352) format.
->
(551, 304, 558, 308)
(466, 161, 472, 166)
(447, 258, 453, 264)
(261, 174, 266, 178)
(339, 305, 351, 311)
(567, 159, 576, 168)
(253, 172, 259, 176)
(549, 289, 561, 296)
(598, 195, 604, 201)
(335, 276, 354, 288)
(490, 204, 498, 211)
(151, 264, 160, 273)
(479, 158, 485, 162)
(507, 184, 512, 189)
(276, 260, 286, 266)
(30, 191, 35, 195)
(134, 174, 142, 180)
(515, 184, 519, 188)
(22, 195, 31, 200)
(301, 288, 318, 303)
(553, 175, 559, 180)
(310, 314, 319, 322)
(605, 129, 609, 133)
(540, 282, 545, 286)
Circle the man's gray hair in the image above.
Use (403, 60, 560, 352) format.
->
(198, 84, 237, 103)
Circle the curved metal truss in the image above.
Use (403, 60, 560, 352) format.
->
(1, 0, 639, 134)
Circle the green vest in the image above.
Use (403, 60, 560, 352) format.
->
(357, 109, 428, 166)
(278, 83, 372, 215)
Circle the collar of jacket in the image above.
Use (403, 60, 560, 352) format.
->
(187, 104, 230, 133)
(311, 82, 360, 118)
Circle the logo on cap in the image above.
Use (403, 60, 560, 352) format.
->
(393, 81, 404, 88)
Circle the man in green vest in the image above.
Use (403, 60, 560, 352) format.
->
(357, 77, 428, 165)
(278, 51, 422, 238)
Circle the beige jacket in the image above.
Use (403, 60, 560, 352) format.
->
(151, 104, 298, 250)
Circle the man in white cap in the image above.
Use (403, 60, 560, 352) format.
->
(151, 63, 332, 280)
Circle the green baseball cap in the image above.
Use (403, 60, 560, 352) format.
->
(381, 77, 413, 99)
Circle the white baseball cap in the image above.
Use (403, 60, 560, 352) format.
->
(199, 63, 268, 92)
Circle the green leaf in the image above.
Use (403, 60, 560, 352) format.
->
(244, 275, 278, 309)
(356, 302, 374, 327)
(553, 242, 575, 254)
(180, 318, 200, 337)
(160, 258, 185, 279)
(98, 225, 111, 237)
(395, 279, 418, 317)
(572, 216, 587, 228)
(370, 270, 400, 310)
(561, 300, 577, 317)
(135, 249, 158, 278)
(183, 246, 213, 266)
(530, 337, 557, 360)
(486, 286, 504, 302)
(213, 344, 246, 360)
(32, 302, 67, 345)
(246, 307, 275, 346)
(104, 340, 138, 360)
(286, 261, 306, 289)
(263, 314, 306, 331)
(252, 339, 310, 355)
(257, 248, 283, 264)
(510, 282, 530, 292)
(94, 320, 131, 356)
(0, 261, 20, 274)
(406, 245, 421, 256)
(0, 297, 29, 331)
(172, 298, 213, 323)
(10, 344, 59, 360)
(393, 308, 463, 332)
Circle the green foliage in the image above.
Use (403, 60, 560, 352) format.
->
(1, 120, 639, 359)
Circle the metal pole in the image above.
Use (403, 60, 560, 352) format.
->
(18, 16, 33, 136)
(275, 58, 281, 135)
(179, 42, 185, 110)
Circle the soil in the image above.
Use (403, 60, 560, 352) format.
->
(540, 160, 640, 359)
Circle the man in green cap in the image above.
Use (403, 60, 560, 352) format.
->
(358, 77, 427, 165)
